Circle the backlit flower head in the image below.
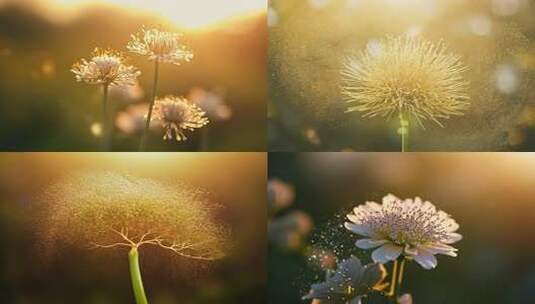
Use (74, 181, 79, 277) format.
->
(152, 96, 209, 141)
(127, 28, 194, 65)
(344, 194, 462, 270)
(71, 48, 140, 86)
(341, 36, 470, 127)
(41, 172, 227, 261)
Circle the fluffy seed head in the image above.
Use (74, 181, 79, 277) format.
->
(127, 28, 194, 65)
(152, 96, 209, 142)
(345, 194, 462, 269)
(71, 48, 140, 86)
(41, 172, 226, 261)
(341, 36, 470, 127)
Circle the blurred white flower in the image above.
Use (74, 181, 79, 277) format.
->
(495, 64, 519, 94)
(269, 210, 313, 250)
(267, 179, 295, 212)
(188, 87, 232, 122)
(109, 81, 144, 103)
(115, 103, 150, 135)
(469, 15, 492, 36)
(345, 194, 462, 269)
(398, 293, 413, 304)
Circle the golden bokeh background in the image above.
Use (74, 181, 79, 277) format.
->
(0, 0, 267, 151)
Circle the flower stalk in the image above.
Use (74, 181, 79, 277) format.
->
(399, 112, 409, 152)
(102, 83, 110, 151)
(386, 258, 407, 303)
(139, 59, 160, 151)
(129, 247, 148, 304)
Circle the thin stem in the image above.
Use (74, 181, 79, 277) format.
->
(398, 258, 406, 287)
(139, 59, 160, 151)
(399, 111, 409, 152)
(128, 247, 148, 304)
(387, 258, 407, 303)
(102, 83, 110, 151)
(386, 259, 398, 298)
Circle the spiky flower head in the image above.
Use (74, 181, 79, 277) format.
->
(41, 172, 226, 261)
(152, 96, 209, 141)
(127, 28, 194, 65)
(344, 194, 462, 270)
(71, 48, 140, 86)
(341, 36, 470, 127)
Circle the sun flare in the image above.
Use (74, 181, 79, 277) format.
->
(44, 0, 266, 29)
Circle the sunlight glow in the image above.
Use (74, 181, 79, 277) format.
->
(48, 0, 266, 29)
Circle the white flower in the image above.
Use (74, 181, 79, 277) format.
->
(127, 28, 193, 65)
(152, 96, 209, 141)
(345, 194, 462, 270)
(71, 48, 140, 86)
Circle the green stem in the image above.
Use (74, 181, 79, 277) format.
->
(139, 59, 160, 151)
(128, 247, 148, 304)
(102, 83, 110, 151)
(399, 112, 409, 152)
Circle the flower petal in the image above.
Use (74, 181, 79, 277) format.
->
(382, 194, 400, 205)
(419, 243, 458, 257)
(347, 213, 361, 224)
(403, 244, 418, 256)
(413, 251, 438, 269)
(371, 243, 402, 264)
(356, 238, 388, 249)
(443, 232, 463, 244)
(344, 222, 371, 236)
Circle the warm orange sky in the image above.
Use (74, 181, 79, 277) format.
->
(0, 0, 266, 29)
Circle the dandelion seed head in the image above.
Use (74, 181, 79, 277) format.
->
(71, 48, 140, 86)
(345, 194, 462, 269)
(127, 28, 194, 65)
(341, 36, 470, 127)
(40, 172, 227, 260)
(152, 96, 209, 142)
